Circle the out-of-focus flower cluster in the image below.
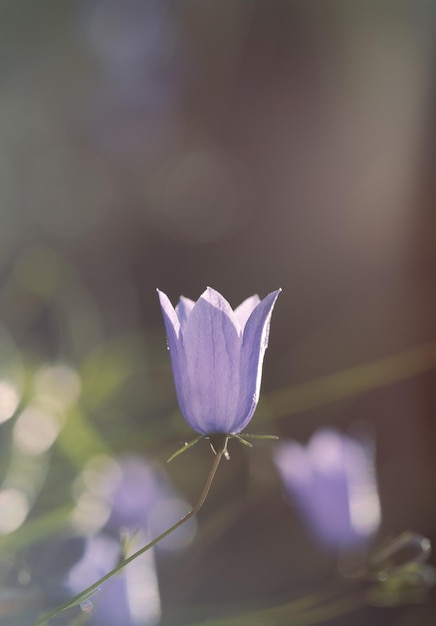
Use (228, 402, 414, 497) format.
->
(2, 455, 195, 625)
(64, 454, 195, 625)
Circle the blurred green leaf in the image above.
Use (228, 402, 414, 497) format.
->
(80, 335, 147, 410)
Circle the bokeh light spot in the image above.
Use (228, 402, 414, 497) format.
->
(71, 492, 111, 534)
(0, 380, 20, 424)
(13, 406, 60, 456)
(82, 455, 122, 498)
(0, 488, 29, 533)
(34, 364, 81, 411)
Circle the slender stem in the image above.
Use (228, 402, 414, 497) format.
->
(32, 450, 225, 626)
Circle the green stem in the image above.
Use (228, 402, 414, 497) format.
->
(32, 449, 225, 626)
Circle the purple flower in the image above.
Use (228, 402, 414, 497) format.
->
(61, 455, 194, 624)
(274, 428, 381, 550)
(99, 456, 177, 532)
(100, 455, 196, 551)
(67, 532, 160, 626)
(158, 287, 280, 436)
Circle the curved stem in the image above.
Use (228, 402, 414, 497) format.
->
(32, 450, 225, 626)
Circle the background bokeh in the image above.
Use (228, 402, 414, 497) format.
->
(1, 1, 436, 624)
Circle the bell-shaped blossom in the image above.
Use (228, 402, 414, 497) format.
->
(158, 287, 281, 435)
(274, 428, 381, 550)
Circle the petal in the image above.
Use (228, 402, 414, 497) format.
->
(233, 289, 281, 432)
(176, 296, 195, 328)
(157, 290, 187, 417)
(234, 295, 261, 329)
(274, 441, 312, 488)
(157, 290, 180, 339)
(308, 428, 346, 473)
(198, 287, 241, 332)
(180, 288, 242, 434)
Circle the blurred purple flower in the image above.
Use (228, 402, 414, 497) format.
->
(158, 287, 281, 436)
(67, 532, 160, 626)
(82, 0, 176, 78)
(274, 428, 381, 550)
(98, 455, 196, 551)
(99, 456, 175, 532)
(80, 0, 182, 156)
(38, 455, 194, 624)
